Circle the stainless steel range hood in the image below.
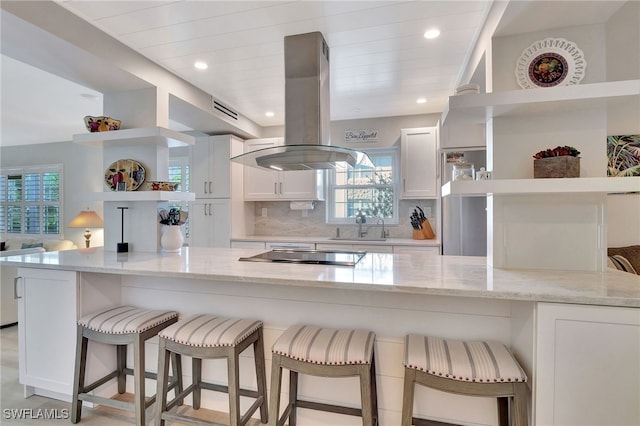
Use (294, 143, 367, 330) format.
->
(231, 32, 372, 171)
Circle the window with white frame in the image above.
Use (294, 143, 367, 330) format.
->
(0, 165, 63, 236)
(168, 151, 190, 237)
(327, 148, 398, 224)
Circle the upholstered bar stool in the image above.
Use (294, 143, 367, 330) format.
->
(155, 314, 268, 426)
(269, 324, 378, 426)
(402, 334, 528, 426)
(72, 306, 181, 426)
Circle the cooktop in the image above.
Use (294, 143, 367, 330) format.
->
(239, 249, 367, 267)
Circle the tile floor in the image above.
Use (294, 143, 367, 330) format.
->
(0, 324, 261, 426)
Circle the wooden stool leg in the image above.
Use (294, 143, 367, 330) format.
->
(513, 383, 528, 426)
(401, 368, 416, 426)
(254, 328, 269, 423)
(369, 353, 379, 425)
(71, 326, 87, 424)
(228, 347, 241, 426)
(117, 344, 127, 394)
(192, 357, 202, 410)
(288, 370, 298, 426)
(133, 334, 146, 426)
(155, 338, 170, 426)
(359, 364, 374, 426)
(268, 353, 283, 426)
(171, 352, 183, 405)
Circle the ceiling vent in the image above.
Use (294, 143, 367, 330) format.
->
(212, 98, 238, 121)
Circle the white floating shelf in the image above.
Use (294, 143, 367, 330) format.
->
(73, 127, 195, 148)
(442, 177, 640, 197)
(83, 191, 196, 202)
(442, 79, 640, 125)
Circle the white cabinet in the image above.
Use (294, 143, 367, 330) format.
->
(316, 243, 393, 253)
(535, 303, 640, 426)
(192, 135, 243, 198)
(400, 127, 438, 199)
(16, 268, 78, 398)
(188, 200, 231, 248)
(243, 138, 324, 201)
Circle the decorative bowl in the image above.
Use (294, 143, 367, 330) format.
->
(84, 115, 121, 132)
(145, 181, 179, 191)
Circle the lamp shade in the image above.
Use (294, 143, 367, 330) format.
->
(68, 210, 104, 228)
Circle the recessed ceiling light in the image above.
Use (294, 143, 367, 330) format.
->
(423, 29, 440, 39)
(265, 111, 275, 117)
(194, 61, 208, 70)
(416, 97, 427, 104)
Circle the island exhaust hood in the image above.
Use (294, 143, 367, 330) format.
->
(231, 32, 372, 171)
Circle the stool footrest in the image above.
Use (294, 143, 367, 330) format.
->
(295, 399, 362, 417)
(161, 411, 224, 426)
(412, 416, 456, 426)
(166, 384, 197, 411)
(200, 381, 260, 399)
(78, 393, 135, 411)
(82, 371, 119, 394)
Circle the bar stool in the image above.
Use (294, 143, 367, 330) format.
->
(71, 306, 180, 426)
(269, 324, 378, 426)
(155, 314, 268, 426)
(401, 334, 528, 426)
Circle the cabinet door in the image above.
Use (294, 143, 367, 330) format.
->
(279, 170, 323, 200)
(188, 199, 231, 248)
(191, 138, 212, 198)
(209, 135, 233, 198)
(17, 268, 78, 397)
(536, 303, 640, 426)
(244, 138, 281, 200)
(401, 127, 438, 199)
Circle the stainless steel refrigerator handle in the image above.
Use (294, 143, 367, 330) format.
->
(14, 276, 22, 299)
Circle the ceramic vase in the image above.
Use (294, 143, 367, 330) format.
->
(160, 225, 184, 252)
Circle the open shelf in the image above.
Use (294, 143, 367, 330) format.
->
(442, 177, 640, 197)
(83, 191, 196, 202)
(441, 80, 640, 125)
(73, 127, 195, 148)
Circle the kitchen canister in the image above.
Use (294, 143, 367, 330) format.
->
(475, 167, 492, 180)
(452, 162, 475, 181)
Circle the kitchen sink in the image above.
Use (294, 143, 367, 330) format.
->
(328, 237, 387, 242)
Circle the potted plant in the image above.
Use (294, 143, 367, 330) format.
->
(533, 145, 581, 178)
(158, 207, 188, 252)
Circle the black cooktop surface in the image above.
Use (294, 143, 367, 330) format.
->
(239, 249, 367, 266)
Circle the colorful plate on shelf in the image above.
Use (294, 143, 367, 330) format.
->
(104, 159, 146, 191)
(515, 38, 586, 89)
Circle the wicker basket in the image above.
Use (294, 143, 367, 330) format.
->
(533, 156, 580, 178)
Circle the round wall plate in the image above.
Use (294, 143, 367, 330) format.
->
(104, 159, 146, 191)
(515, 38, 586, 89)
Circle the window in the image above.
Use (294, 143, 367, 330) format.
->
(0, 165, 63, 236)
(168, 151, 191, 237)
(327, 148, 398, 224)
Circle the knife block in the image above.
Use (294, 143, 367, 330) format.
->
(412, 218, 435, 240)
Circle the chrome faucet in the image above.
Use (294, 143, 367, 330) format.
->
(356, 210, 367, 238)
(376, 218, 386, 238)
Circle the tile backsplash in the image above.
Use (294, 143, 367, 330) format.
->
(252, 200, 437, 239)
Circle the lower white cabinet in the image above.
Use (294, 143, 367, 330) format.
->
(316, 243, 393, 253)
(188, 199, 231, 248)
(16, 268, 78, 399)
(535, 302, 640, 426)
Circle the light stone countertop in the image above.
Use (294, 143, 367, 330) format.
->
(2, 247, 638, 307)
(232, 236, 442, 246)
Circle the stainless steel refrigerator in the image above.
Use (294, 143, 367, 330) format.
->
(441, 149, 487, 256)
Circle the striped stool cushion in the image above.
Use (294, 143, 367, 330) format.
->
(272, 324, 375, 366)
(78, 306, 178, 334)
(404, 334, 527, 383)
(159, 314, 262, 348)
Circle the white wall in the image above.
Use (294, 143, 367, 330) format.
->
(0, 141, 105, 247)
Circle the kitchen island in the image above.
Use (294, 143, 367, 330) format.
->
(3, 247, 639, 426)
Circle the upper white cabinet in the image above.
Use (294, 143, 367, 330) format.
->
(191, 135, 243, 198)
(243, 138, 324, 201)
(400, 127, 438, 199)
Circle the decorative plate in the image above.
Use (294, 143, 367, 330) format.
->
(104, 159, 146, 191)
(515, 38, 586, 89)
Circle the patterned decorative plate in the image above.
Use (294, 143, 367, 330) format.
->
(104, 159, 146, 191)
(515, 38, 586, 89)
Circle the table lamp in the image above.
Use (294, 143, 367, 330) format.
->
(68, 210, 104, 248)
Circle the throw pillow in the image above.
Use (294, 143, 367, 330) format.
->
(21, 242, 44, 249)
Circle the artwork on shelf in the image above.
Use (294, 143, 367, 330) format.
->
(607, 135, 640, 177)
(515, 38, 586, 89)
(104, 159, 146, 191)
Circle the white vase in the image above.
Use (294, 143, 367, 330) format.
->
(160, 225, 184, 252)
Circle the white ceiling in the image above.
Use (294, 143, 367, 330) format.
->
(0, 1, 628, 146)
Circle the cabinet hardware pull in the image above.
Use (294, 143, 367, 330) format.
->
(274, 183, 277, 195)
(204, 181, 207, 194)
(403, 178, 406, 191)
(14, 276, 22, 300)
(208, 203, 212, 216)
(204, 204, 208, 216)
(279, 182, 282, 194)
(209, 181, 212, 194)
